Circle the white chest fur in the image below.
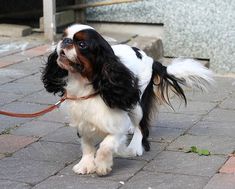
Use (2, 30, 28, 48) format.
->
(60, 74, 133, 138)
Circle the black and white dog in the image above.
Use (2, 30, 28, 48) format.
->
(42, 24, 214, 176)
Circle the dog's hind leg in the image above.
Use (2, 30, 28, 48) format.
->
(127, 104, 144, 156)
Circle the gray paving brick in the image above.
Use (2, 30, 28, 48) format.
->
(184, 83, 232, 103)
(11, 120, 64, 138)
(0, 81, 42, 95)
(7, 56, 45, 76)
(189, 121, 235, 138)
(0, 92, 22, 106)
(204, 174, 235, 189)
(127, 142, 167, 162)
(0, 179, 31, 189)
(0, 68, 26, 84)
(144, 151, 226, 177)
(0, 115, 32, 134)
(0, 134, 38, 154)
(167, 134, 235, 155)
(148, 126, 184, 143)
(0, 76, 15, 85)
(32, 175, 120, 189)
(184, 76, 234, 103)
(219, 96, 235, 110)
(159, 100, 217, 115)
(203, 108, 235, 122)
(13, 141, 81, 164)
(19, 90, 60, 105)
(60, 158, 146, 181)
(41, 126, 79, 144)
(154, 112, 201, 129)
(121, 171, 210, 189)
(0, 157, 64, 184)
(36, 109, 67, 123)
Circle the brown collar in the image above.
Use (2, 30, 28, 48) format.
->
(62, 90, 99, 101)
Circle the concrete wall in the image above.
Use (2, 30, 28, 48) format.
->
(86, 0, 235, 73)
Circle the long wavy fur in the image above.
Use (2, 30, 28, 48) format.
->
(88, 30, 140, 111)
(41, 50, 68, 96)
(152, 61, 187, 106)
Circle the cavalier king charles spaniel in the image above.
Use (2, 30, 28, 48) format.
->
(42, 24, 214, 176)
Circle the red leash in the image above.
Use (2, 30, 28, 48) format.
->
(0, 91, 98, 118)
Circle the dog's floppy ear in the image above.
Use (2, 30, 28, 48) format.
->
(94, 55, 140, 111)
(41, 50, 68, 96)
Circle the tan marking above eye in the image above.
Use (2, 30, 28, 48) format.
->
(62, 29, 68, 38)
(74, 31, 89, 41)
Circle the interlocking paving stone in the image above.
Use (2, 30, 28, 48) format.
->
(204, 174, 235, 189)
(19, 90, 60, 105)
(7, 56, 45, 76)
(11, 120, 64, 138)
(0, 92, 21, 106)
(0, 81, 42, 95)
(159, 100, 217, 115)
(219, 157, 235, 174)
(167, 134, 235, 155)
(36, 109, 67, 123)
(41, 126, 79, 144)
(154, 112, 201, 129)
(219, 96, 235, 110)
(23, 45, 51, 58)
(203, 108, 235, 122)
(144, 151, 227, 177)
(148, 126, 185, 143)
(60, 158, 146, 182)
(32, 175, 120, 189)
(121, 171, 210, 189)
(0, 54, 28, 68)
(0, 179, 31, 189)
(0, 115, 33, 134)
(189, 121, 235, 137)
(126, 142, 167, 162)
(0, 134, 38, 154)
(184, 77, 233, 103)
(0, 157, 64, 184)
(13, 141, 81, 164)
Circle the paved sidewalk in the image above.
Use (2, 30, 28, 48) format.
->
(0, 33, 235, 189)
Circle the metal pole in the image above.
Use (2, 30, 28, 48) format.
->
(43, 0, 56, 41)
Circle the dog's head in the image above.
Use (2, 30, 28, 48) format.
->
(56, 24, 114, 79)
(42, 24, 140, 110)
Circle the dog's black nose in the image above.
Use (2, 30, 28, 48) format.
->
(61, 38, 73, 48)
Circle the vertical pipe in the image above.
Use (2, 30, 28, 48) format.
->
(43, 0, 56, 41)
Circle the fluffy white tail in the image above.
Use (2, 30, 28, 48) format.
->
(166, 58, 215, 91)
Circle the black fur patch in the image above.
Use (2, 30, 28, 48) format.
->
(140, 61, 187, 151)
(131, 47, 142, 59)
(41, 50, 68, 96)
(152, 61, 187, 106)
(76, 29, 141, 111)
(140, 80, 155, 151)
(77, 132, 81, 138)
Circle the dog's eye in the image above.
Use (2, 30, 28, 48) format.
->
(77, 41, 88, 50)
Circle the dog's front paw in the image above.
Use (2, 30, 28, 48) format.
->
(95, 160, 112, 176)
(73, 157, 96, 175)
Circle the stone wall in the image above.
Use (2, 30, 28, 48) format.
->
(86, 0, 235, 73)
